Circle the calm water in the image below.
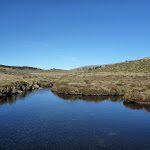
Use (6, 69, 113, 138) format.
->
(0, 88, 150, 150)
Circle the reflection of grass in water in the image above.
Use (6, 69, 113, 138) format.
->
(54, 93, 123, 103)
(0, 89, 45, 107)
(54, 93, 150, 113)
(123, 101, 150, 113)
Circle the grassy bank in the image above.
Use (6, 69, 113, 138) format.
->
(51, 58, 150, 104)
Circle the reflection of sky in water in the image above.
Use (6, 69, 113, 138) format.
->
(0, 88, 150, 150)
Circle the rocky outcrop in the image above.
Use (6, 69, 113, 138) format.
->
(0, 82, 41, 97)
(0, 81, 53, 98)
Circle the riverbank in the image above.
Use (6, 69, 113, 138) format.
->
(0, 75, 149, 104)
(51, 79, 150, 105)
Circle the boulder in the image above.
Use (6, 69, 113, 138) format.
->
(11, 87, 17, 94)
(17, 90, 23, 94)
(6, 87, 11, 93)
(21, 85, 26, 91)
(33, 84, 40, 89)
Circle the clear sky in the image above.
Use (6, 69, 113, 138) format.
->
(0, 0, 150, 70)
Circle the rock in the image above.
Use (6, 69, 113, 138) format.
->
(33, 84, 40, 89)
(26, 85, 31, 90)
(144, 57, 150, 60)
(21, 85, 26, 91)
(101, 65, 106, 69)
(11, 87, 17, 94)
(0, 93, 6, 97)
(17, 90, 23, 94)
(6, 87, 11, 93)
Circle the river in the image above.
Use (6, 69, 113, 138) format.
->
(0, 88, 150, 150)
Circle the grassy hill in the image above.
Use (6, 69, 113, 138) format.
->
(73, 57, 150, 73)
(0, 64, 42, 70)
(51, 57, 150, 104)
(99, 57, 150, 73)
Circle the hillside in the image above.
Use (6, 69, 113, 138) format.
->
(99, 57, 150, 73)
(73, 64, 108, 70)
(0, 64, 42, 70)
(51, 57, 150, 104)
(73, 57, 150, 72)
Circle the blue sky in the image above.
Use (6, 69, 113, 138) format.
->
(0, 0, 150, 69)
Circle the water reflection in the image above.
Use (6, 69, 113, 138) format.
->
(54, 93, 150, 113)
(0, 90, 37, 106)
(54, 93, 123, 103)
(1, 89, 150, 113)
(123, 101, 150, 112)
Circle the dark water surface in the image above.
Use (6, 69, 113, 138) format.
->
(0, 88, 150, 150)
